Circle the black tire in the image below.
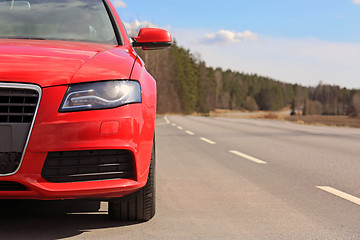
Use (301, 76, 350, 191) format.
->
(108, 139, 155, 222)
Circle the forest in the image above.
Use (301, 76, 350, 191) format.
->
(136, 42, 360, 116)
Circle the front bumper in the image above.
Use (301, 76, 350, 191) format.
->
(0, 85, 155, 199)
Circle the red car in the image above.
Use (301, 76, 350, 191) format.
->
(0, 0, 171, 221)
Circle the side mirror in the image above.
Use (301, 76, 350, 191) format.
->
(132, 28, 172, 50)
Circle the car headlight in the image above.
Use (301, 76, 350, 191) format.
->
(59, 80, 142, 112)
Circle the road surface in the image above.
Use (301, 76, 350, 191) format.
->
(1, 115, 360, 239)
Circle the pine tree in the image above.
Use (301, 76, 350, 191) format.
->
(303, 98, 307, 116)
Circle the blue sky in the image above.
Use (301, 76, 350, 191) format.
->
(111, 0, 360, 89)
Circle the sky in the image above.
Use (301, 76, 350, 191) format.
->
(110, 0, 360, 89)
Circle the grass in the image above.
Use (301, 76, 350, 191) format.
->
(209, 109, 360, 128)
(284, 115, 360, 128)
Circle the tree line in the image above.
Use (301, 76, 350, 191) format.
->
(136, 42, 360, 116)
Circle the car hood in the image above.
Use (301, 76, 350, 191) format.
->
(0, 39, 137, 88)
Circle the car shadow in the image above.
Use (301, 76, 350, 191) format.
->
(0, 199, 141, 239)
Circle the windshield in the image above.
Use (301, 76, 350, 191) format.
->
(0, 0, 118, 44)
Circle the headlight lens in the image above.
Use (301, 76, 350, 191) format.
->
(59, 80, 142, 112)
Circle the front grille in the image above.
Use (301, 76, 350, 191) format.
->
(0, 181, 27, 191)
(41, 150, 135, 183)
(0, 87, 39, 123)
(0, 83, 41, 176)
(0, 152, 22, 174)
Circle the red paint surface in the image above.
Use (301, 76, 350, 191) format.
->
(134, 28, 173, 44)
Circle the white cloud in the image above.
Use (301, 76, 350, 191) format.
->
(124, 20, 170, 36)
(113, 0, 127, 8)
(200, 30, 259, 45)
(172, 28, 360, 89)
(353, 0, 360, 5)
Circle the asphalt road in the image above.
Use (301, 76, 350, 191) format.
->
(1, 115, 360, 239)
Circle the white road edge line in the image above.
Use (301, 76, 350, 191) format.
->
(200, 137, 216, 145)
(177, 126, 183, 130)
(316, 186, 360, 206)
(186, 130, 195, 135)
(229, 150, 267, 164)
(164, 116, 170, 124)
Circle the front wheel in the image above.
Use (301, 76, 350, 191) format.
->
(108, 139, 155, 221)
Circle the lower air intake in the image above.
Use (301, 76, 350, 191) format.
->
(41, 150, 134, 183)
(0, 181, 27, 191)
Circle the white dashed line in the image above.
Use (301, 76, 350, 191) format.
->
(229, 150, 267, 164)
(186, 130, 195, 135)
(171, 123, 176, 127)
(164, 116, 170, 124)
(69, 202, 108, 215)
(99, 201, 108, 211)
(317, 186, 360, 206)
(200, 137, 216, 145)
(177, 126, 183, 130)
